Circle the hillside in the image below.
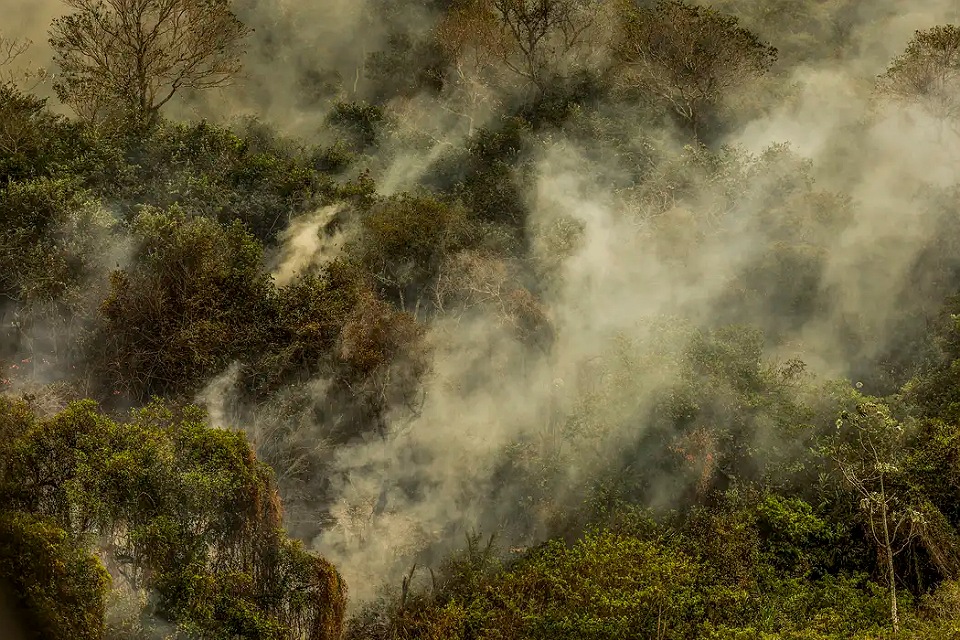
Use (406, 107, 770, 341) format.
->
(4, 1, 960, 638)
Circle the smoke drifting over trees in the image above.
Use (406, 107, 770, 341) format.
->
(5, 0, 960, 638)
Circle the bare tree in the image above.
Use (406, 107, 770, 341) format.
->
(878, 25, 960, 126)
(435, 3, 504, 135)
(435, 250, 552, 347)
(616, 0, 777, 139)
(491, 0, 601, 91)
(438, 0, 604, 98)
(829, 400, 924, 634)
(0, 36, 48, 91)
(0, 36, 30, 72)
(48, 0, 251, 130)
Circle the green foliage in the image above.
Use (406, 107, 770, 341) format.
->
(253, 262, 365, 395)
(486, 531, 700, 639)
(94, 209, 273, 401)
(878, 24, 960, 120)
(906, 297, 960, 424)
(329, 102, 386, 151)
(0, 177, 114, 365)
(0, 177, 112, 308)
(0, 178, 105, 305)
(0, 83, 87, 183)
(756, 494, 843, 576)
(117, 120, 356, 242)
(362, 518, 896, 640)
(356, 192, 474, 308)
(12, 7, 960, 639)
(612, 325, 817, 502)
(0, 511, 110, 640)
(0, 397, 346, 640)
(310, 139, 357, 175)
(426, 117, 533, 234)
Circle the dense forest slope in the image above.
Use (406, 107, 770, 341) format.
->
(5, 0, 960, 638)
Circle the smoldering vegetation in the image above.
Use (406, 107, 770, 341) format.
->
(6, 0, 960, 638)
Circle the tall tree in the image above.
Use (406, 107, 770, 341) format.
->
(615, 0, 777, 139)
(828, 400, 923, 634)
(490, 0, 602, 91)
(48, 0, 251, 130)
(434, 2, 503, 134)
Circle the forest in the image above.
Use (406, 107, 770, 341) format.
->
(3, 0, 960, 638)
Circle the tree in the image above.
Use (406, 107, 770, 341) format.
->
(0, 512, 110, 640)
(0, 35, 29, 72)
(0, 37, 56, 175)
(0, 178, 114, 366)
(492, 0, 604, 91)
(438, 0, 604, 98)
(435, 250, 552, 347)
(0, 397, 347, 640)
(828, 399, 924, 634)
(48, 0, 251, 130)
(434, 2, 503, 135)
(0, 86, 63, 183)
(93, 207, 273, 402)
(615, 0, 777, 139)
(878, 25, 960, 125)
(357, 194, 471, 311)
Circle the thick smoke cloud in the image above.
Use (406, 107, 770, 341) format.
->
(283, 0, 960, 605)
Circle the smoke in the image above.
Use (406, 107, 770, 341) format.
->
(171, 0, 441, 140)
(0, 1, 62, 103)
(0, 190, 129, 414)
(309, 138, 762, 602)
(0, 1, 62, 58)
(284, 0, 960, 607)
(196, 361, 243, 429)
(8, 0, 960, 618)
(270, 205, 349, 286)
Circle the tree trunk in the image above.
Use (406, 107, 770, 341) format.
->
(881, 490, 899, 633)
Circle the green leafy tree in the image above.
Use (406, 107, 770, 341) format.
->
(0, 512, 110, 640)
(0, 397, 347, 640)
(0, 85, 69, 183)
(328, 102, 386, 151)
(0, 178, 114, 365)
(356, 193, 473, 312)
(0, 178, 110, 308)
(113, 119, 352, 242)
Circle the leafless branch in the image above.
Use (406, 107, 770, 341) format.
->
(49, 0, 251, 128)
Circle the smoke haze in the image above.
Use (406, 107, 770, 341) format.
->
(6, 0, 960, 613)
